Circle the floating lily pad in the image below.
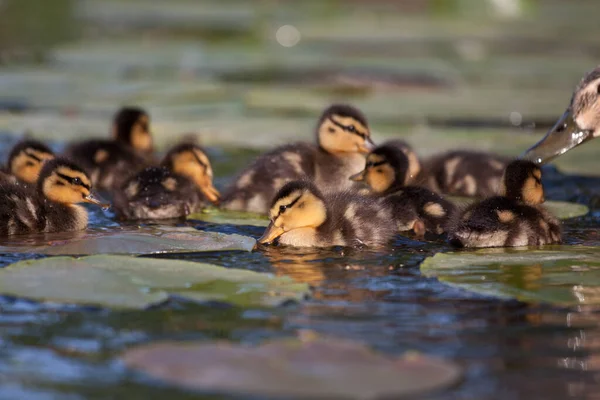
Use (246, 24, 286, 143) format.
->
(447, 197, 589, 220)
(0, 255, 309, 309)
(122, 337, 461, 399)
(0, 227, 255, 255)
(421, 246, 600, 305)
(188, 207, 269, 227)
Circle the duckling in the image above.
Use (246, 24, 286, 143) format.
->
(350, 142, 456, 236)
(113, 143, 220, 220)
(257, 180, 396, 248)
(380, 139, 422, 184)
(64, 107, 154, 190)
(448, 160, 561, 248)
(0, 140, 55, 185)
(417, 150, 510, 198)
(523, 65, 600, 163)
(0, 158, 109, 236)
(221, 104, 374, 214)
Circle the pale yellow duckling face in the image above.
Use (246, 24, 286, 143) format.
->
(162, 144, 220, 204)
(499, 160, 544, 205)
(39, 159, 109, 208)
(350, 144, 409, 193)
(258, 181, 327, 245)
(112, 107, 153, 153)
(317, 104, 374, 154)
(524, 66, 600, 163)
(8, 141, 55, 184)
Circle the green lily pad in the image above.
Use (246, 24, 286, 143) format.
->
(0, 255, 309, 309)
(122, 337, 461, 399)
(188, 207, 269, 227)
(0, 227, 255, 255)
(421, 246, 600, 305)
(447, 197, 589, 220)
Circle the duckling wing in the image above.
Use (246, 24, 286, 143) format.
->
(318, 192, 397, 248)
(419, 150, 509, 198)
(221, 143, 317, 214)
(0, 185, 43, 235)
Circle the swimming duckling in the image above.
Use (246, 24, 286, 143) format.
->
(524, 65, 600, 163)
(257, 180, 396, 248)
(221, 104, 374, 214)
(0, 140, 55, 185)
(64, 107, 154, 190)
(416, 150, 510, 198)
(0, 158, 109, 236)
(113, 143, 220, 220)
(448, 160, 561, 248)
(350, 143, 456, 236)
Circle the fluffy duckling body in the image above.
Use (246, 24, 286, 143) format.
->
(64, 107, 154, 190)
(351, 142, 456, 236)
(258, 180, 396, 248)
(113, 143, 220, 220)
(419, 150, 509, 198)
(221, 104, 374, 214)
(524, 65, 600, 163)
(0, 140, 55, 185)
(0, 158, 108, 236)
(449, 160, 561, 248)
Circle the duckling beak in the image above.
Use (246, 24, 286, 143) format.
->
(357, 137, 375, 154)
(83, 192, 111, 210)
(349, 169, 366, 182)
(258, 223, 285, 245)
(201, 183, 221, 205)
(522, 109, 594, 164)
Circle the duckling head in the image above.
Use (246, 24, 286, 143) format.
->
(316, 104, 374, 154)
(258, 180, 327, 245)
(349, 144, 408, 193)
(8, 140, 55, 184)
(499, 160, 544, 205)
(38, 158, 110, 208)
(524, 65, 600, 163)
(112, 106, 153, 153)
(161, 143, 220, 204)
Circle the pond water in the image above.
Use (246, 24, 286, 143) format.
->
(2, 0, 600, 399)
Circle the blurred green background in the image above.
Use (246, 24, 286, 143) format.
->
(0, 0, 598, 173)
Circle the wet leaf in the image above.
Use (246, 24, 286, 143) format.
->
(447, 197, 588, 220)
(0, 255, 309, 309)
(187, 207, 269, 227)
(421, 246, 600, 305)
(122, 337, 461, 399)
(0, 227, 255, 255)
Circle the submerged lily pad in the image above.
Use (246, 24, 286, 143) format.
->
(188, 207, 269, 227)
(421, 246, 600, 305)
(0, 227, 255, 255)
(0, 255, 309, 309)
(447, 197, 589, 220)
(122, 337, 461, 399)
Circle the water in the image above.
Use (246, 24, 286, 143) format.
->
(2, 0, 600, 398)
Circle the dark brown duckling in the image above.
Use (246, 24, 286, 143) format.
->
(350, 142, 456, 236)
(448, 160, 561, 248)
(257, 180, 396, 248)
(0, 158, 108, 236)
(417, 150, 510, 198)
(0, 140, 55, 185)
(113, 143, 220, 220)
(64, 106, 154, 190)
(221, 104, 374, 214)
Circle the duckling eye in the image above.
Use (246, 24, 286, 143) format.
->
(279, 205, 287, 213)
(597, 84, 600, 95)
(72, 177, 82, 185)
(376, 168, 383, 173)
(25, 161, 35, 167)
(347, 125, 356, 132)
